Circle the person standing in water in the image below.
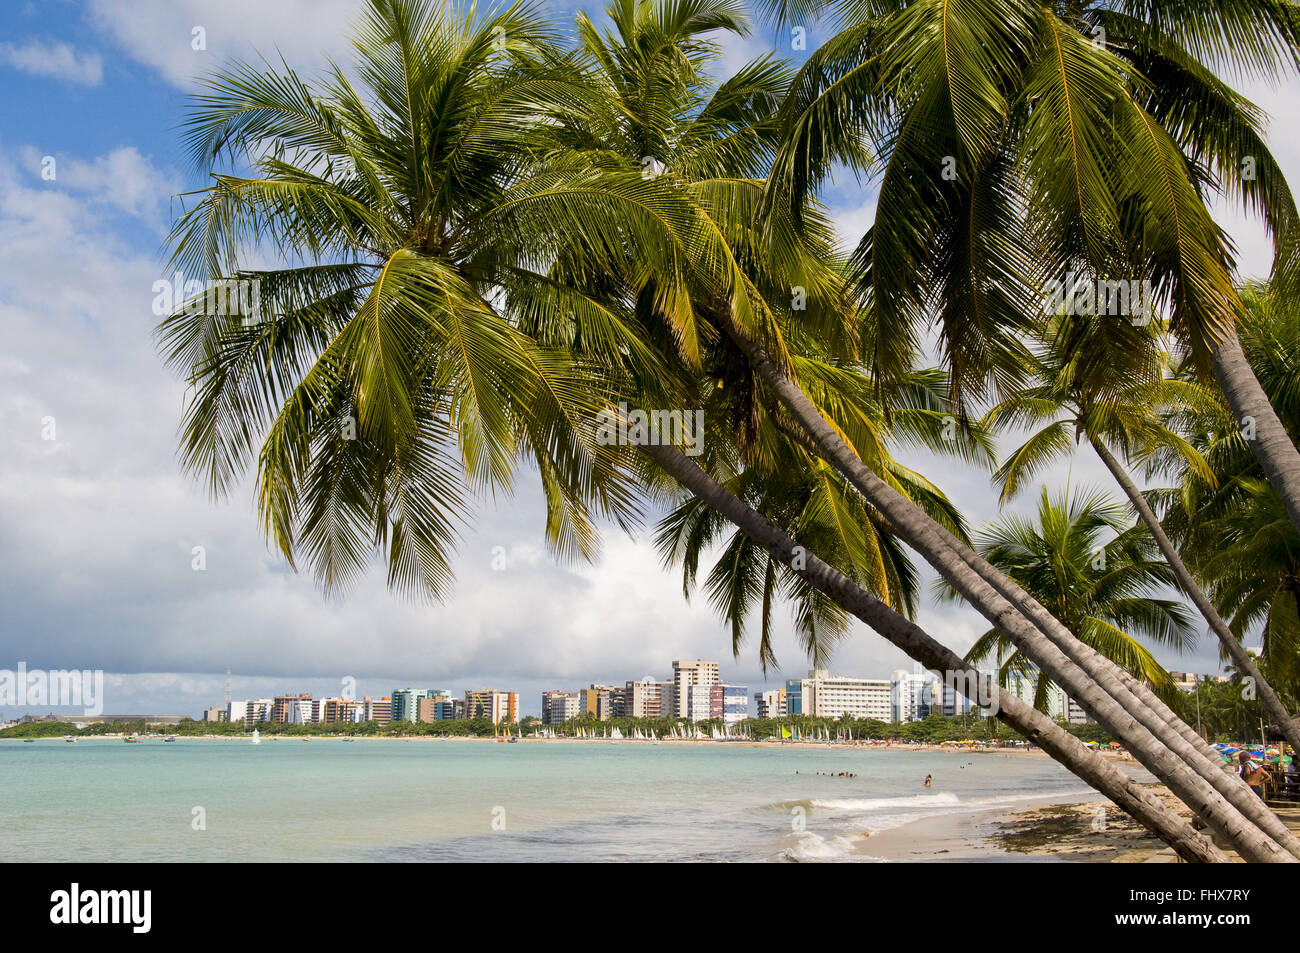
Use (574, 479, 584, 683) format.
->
(924, 774, 932, 788)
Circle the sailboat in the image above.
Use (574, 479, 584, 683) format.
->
(250, 728, 261, 745)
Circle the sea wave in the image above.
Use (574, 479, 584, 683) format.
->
(778, 830, 885, 863)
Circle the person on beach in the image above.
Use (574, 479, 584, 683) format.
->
(1238, 751, 1269, 798)
(924, 774, 932, 788)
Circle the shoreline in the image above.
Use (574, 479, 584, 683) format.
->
(12, 734, 1134, 760)
(857, 787, 1179, 863)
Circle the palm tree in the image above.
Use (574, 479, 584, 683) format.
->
(941, 486, 1196, 709)
(653, 372, 977, 671)
(158, 0, 689, 594)
(985, 313, 1300, 753)
(541, 0, 1289, 858)
(694, 0, 1300, 853)
(528, 0, 1299, 858)
(767, 0, 1300, 534)
(1196, 481, 1300, 700)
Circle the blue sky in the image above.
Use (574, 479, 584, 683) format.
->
(0, 0, 1296, 719)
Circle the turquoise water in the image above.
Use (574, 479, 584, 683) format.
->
(0, 738, 1095, 861)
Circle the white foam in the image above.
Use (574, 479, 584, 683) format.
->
(809, 792, 962, 812)
(779, 830, 884, 863)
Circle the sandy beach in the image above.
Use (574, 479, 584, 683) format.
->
(862, 782, 1300, 863)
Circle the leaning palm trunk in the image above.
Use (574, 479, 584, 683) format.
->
(1090, 436, 1300, 755)
(640, 441, 1228, 862)
(1213, 330, 1300, 537)
(717, 316, 1299, 860)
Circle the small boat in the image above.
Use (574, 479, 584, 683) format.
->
(22, 738, 35, 743)
(123, 736, 140, 743)
(64, 736, 77, 743)
(163, 736, 176, 743)
(250, 729, 261, 745)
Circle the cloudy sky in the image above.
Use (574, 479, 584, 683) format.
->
(0, 0, 1295, 718)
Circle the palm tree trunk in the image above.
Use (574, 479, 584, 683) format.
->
(715, 315, 1300, 859)
(639, 441, 1229, 862)
(1090, 436, 1300, 754)
(1212, 328, 1300, 535)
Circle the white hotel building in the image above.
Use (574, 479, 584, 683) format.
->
(786, 671, 892, 720)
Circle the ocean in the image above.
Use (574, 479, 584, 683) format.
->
(0, 738, 1096, 861)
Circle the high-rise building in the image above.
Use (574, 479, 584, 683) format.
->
(891, 669, 933, 722)
(619, 679, 670, 718)
(671, 660, 719, 718)
(391, 689, 444, 723)
(362, 696, 391, 724)
(784, 677, 806, 715)
(542, 691, 581, 726)
(917, 681, 972, 718)
(785, 671, 891, 721)
(754, 689, 787, 719)
(721, 685, 749, 726)
(464, 690, 518, 725)
(203, 706, 226, 723)
(435, 698, 464, 720)
(806, 675, 892, 720)
(323, 698, 363, 723)
(272, 694, 313, 724)
(685, 683, 715, 722)
(581, 685, 617, 720)
(415, 697, 440, 723)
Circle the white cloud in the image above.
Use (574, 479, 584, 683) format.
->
(87, 0, 365, 88)
(17, 145, 179, 224)
(0, 39, 103, 85)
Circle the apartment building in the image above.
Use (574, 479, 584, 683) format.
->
(541, 691, 581, 726)
(618, 679, 670, 718)
(754, 689, 787, 719)
(323, 698, 363, 723)
(671, 660, 719, 718)
(362, 697, 391, 725)
(464, 690, 518, 725)
(435, 698, 464, 720)
(415, 697, 441, 723)
(784, 671, 891, 721)
(391, 689, 449, 723)
(272, 694, 313, 724)
(721, 684, 749, 727)
(581, 685, 618, 720)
